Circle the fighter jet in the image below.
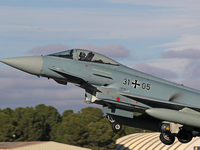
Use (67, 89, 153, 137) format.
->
(1, 49, 200, 145)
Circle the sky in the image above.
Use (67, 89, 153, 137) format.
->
(1, 0, 200, 114)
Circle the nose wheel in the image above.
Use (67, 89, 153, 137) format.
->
(106, 115, 122, 132)
(112, 122, 122, 132)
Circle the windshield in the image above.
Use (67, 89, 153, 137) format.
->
(48, 49, 74, 59)
(76, 49, 119, 66)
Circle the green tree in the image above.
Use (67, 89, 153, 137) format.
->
(2, 108, 14, 117)
(14, 107, 48, 141)
(35, 104, 61, 127)
(35, 104, 61, 140)
(57, 107, 127, 149)
(62, 110, 74, 118)
(81, 107, 103, 119)
(56, 113, 88, 146)
(0, 111, 18, 142)
(0, 105, 152, 149)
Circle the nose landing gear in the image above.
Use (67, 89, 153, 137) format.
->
(112, 122, 122, 132)
(107, 115, 122, 132)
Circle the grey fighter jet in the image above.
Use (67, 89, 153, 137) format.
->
(1, 49, 200, 145)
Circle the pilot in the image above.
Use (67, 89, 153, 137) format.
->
(85, 52, 94, 61)
(79, 52, 86, 60)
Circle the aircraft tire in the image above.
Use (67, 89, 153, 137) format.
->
(112, 122, 122, 132)
(177, 130, 193, 143)
(159, 132, 175, 145)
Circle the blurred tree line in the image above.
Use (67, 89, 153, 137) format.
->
(0, 104, 151, 150)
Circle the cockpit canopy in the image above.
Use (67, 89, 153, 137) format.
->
(48, 49, 120, 66)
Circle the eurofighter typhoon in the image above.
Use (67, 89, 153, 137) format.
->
(1, 49, 200, 145)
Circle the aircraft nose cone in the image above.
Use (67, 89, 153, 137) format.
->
(0, 56, 43, 75)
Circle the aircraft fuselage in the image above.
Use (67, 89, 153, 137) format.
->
(1, 48, 200, 145)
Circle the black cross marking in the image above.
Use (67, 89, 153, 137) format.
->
(132, 80, 140, 88)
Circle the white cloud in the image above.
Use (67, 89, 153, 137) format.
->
(1, 4, 200, 41)
(154, 35, 200, 51)
(105, 0, 200, 9)
(162, 49, 200, 59)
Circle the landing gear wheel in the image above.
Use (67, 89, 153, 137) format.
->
(112, 122, 122, 132)
(177, 130, 193, 143)
(159, 132, 175, 145)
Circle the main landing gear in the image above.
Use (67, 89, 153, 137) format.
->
(177, 129, 193, 143)
(107, 115, 122, 132)
(160, 123, 195, 145)
(159, 132, 175, 145)
(160, 130, 193, 145)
